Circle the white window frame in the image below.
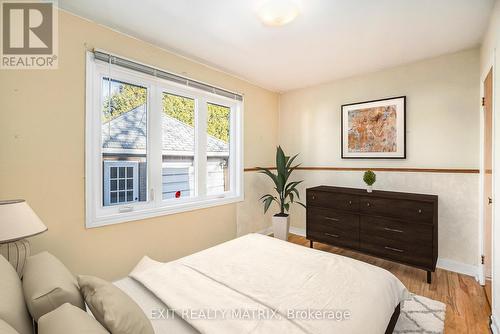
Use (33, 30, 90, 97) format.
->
(85, 52, 244, 228)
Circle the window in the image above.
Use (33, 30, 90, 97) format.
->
(103, 161, 139, 206)
(207, 103, 231, 195)
(162, 93, 195, 200)
(101, 78, 148, 207)
(86, 52, 243, 228)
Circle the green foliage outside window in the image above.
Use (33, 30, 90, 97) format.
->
(102, 79, 230, 144)
(207, 103, 230, 143)
(102, 80, 146, 122)
(162, 96, 230, 143)
(162, 93, 195, 127)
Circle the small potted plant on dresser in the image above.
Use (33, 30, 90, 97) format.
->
(363, 170, 376, 192)
(258, 147, 306, 241)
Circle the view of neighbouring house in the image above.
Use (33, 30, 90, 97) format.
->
(101, 104, 229, 206)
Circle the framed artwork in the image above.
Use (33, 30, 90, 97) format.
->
(341, 96, 406, 159)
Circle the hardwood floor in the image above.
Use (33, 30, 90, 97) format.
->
(486, 279, 492, 308)
(288, 234, 492, 334)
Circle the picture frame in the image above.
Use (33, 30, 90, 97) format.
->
(341, 96, 406, 159)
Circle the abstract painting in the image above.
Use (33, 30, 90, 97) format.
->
(341, 96, 406, 159)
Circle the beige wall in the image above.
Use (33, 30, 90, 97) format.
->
(280, 49, 480, 169)
(279, 49, 481, 267)
(0, 10, 279, 280)
(480, 0, 499, 79)
(480, 0, 500, 327)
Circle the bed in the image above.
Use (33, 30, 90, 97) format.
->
(116, 233, 408, 334)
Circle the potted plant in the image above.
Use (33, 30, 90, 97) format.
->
(363, 170, 376, 193)
(258, 146, 306, 241)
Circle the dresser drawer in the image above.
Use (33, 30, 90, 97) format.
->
(360, 235, 433, 268)
(359, 197, 434, 223)
(307, 228, 359, 250)
(360, 216, 432, 244)
(307, 207, 359, 249)
(307, 207, 358, 231)
(307, 190, 359, 211)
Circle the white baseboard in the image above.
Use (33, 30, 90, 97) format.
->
(289, 227, 306, 237)
(436, 258, 479, 278)
(491, 314, 499, 334)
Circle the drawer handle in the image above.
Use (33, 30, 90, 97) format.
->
(384, 246, 404, 253)
(366, 202, 371, 207)
(418, 209, 422, 214)
(348, 200, 352, 205)
(325, 233, 340, 238)
(383, 227, 404, 233)
(325, 217, 340, 222)
(312, 195, 316, 200)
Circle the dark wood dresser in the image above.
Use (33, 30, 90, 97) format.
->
(306, 186, 438, 283)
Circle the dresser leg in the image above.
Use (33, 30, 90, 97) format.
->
(310, 240, 313, 248)
(427, 271, 432, 284)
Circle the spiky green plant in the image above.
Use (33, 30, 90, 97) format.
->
(258, 146, 306, 215)
(363, 170, 376, 186)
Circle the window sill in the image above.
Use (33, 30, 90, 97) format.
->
(86, 194, 244, 229)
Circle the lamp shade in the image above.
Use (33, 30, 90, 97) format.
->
(0, 200, 47, 243)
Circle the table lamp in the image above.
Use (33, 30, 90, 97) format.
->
(0, 200, 47, 277)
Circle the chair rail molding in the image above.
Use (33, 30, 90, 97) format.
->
(244, 167, 479, 174)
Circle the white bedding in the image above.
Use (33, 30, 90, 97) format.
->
(114, 277, 198, 334)
(130, 234, 409, 334)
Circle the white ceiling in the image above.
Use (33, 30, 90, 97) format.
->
(59, 0, 494, 92)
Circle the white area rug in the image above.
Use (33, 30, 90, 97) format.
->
(394, 294, 446, 334)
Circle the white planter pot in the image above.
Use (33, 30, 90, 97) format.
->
(272, 215, 290, 241)
(366, 185, 373, 193)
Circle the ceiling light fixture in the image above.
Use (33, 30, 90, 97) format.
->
(257, 0, 301, 27)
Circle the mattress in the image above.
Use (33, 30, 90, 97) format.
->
(130, 234, 409, 334)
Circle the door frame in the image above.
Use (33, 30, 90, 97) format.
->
(479, 54, 495, 287)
